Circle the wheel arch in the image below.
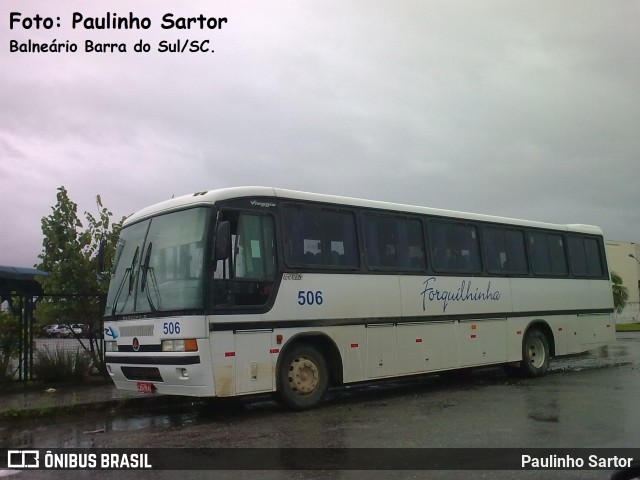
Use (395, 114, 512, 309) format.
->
(277, 332, 344, 387)
(524, 320, 556, 357)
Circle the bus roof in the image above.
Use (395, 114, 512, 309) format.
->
(125, 186, 604, 236)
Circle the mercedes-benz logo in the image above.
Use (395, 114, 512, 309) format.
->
(132, 337, 140, 352)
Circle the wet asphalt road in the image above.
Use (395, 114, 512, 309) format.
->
(2, 333, 640, 480)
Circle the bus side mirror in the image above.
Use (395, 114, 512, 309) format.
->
(214, 221, 231, 262)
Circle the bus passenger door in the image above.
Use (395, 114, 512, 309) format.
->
(211, 210, 278, 394)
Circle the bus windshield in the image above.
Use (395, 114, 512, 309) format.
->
(106, 207, 210, 317)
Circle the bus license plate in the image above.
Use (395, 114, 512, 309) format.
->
(137, 382, 155, 394)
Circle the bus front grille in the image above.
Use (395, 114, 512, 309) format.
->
(121, 366, 163, 382)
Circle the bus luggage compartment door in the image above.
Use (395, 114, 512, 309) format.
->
(366, 324, 396, 378)
(458, 319, 508, 367)
(234, 329, 274, 394)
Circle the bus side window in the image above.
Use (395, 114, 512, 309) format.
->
(363, 214, 426, 271)
(283, 206, 359, 269)
(530, 232, 568, 276)
(568, 236, 604, 277)
(483, 227, 528, 275)
(429, 221, 481, 273)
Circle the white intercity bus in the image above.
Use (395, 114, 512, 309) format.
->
(103, 187, 615, 409)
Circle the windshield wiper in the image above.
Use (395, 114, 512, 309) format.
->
(141, 243, 161, 312)
(110, 246, 139, 316)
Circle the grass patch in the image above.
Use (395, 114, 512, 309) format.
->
(616, 323, 640, 332)
(33, 347, 94, 382)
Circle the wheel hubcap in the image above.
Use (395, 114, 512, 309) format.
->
(527, 338, 545, 368)
(288, 356, 319, 395)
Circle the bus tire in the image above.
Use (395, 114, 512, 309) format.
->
(520, 329, 550, 377)
(277, 343, 329, 410)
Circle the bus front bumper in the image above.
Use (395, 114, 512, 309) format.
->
(105, 352, 215, 397)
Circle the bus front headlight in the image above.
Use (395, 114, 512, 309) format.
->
(162, 339, 198, 352)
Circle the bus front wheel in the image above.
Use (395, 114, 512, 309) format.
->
(277, 343, 329, 410)
(520, 329, 550, 377)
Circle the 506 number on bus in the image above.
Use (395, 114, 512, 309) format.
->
(163, 321, 181, 335)
(297, 290, 323, 306)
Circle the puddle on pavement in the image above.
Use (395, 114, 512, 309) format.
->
(0, 410, 193, 448)
(0, 396, 272, 449)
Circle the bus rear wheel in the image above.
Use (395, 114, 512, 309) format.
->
(520, 329, 550, 377)
(277, 343, 329, 410)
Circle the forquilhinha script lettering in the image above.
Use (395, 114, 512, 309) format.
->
(421, 277, 501, 313)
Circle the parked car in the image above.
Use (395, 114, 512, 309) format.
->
(43, 323, 93, 338)
(44, 324, 63, 338)
(43, 323, 83, 338)
(56, 325, 73, 338)
(62, 324, 88, 338)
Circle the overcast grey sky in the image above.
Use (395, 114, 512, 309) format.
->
(1, 0, 639, 267)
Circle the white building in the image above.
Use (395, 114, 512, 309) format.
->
(606, 240, 640, 323)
